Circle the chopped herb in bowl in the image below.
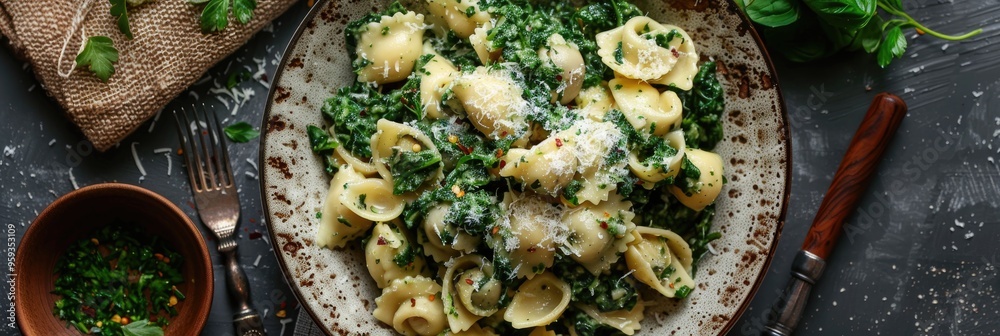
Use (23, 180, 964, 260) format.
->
(52, 223, 186, 335)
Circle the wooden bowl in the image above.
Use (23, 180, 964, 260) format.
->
(14, 183, 213, 336)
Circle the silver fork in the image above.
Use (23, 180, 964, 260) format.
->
(173, 105, 265, 336)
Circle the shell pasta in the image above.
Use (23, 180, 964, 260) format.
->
(309, 1, 728, 334)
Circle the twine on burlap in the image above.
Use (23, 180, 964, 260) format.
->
(56, 0, 96, 78)
(0, 0, 297, 151)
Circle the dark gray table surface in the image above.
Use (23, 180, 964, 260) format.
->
(2, 1, 998, 335)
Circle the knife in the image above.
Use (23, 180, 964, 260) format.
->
(762, 92, 907, 336)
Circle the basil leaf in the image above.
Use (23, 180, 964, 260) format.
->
(802, 0, 876, 31)
(109, 0, 133, 39)
(76, 36, 119, 82)
(877, 25, 907, 68)
(200, 0, 229, 33)
(224, 122, 261, 143)
(742, 0, 801, 28)
(853, 15, 883, 53)
(232, 0, 257, 24)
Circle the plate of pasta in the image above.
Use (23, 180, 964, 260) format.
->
(260, 0, 790, 335)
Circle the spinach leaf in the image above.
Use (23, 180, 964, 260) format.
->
(388, 148, 442, 195)
(802, 0, 876, 31)
(677, 62, 725, 150)
(306, 125, 339, 175)
(742, 0, 801, 28)
(877, 25, 907, 68)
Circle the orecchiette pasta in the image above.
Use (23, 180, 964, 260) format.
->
(625, 227, 695, 298)
(503, 192, 565, 279)
(575, 301, 645, 335)
(499, 136, 578, 195)
(470, 21, 501, 65)
(315, 2, 729, 333)
(419, 44, 459, 119)
(539, 34, 586, 104)
(425, 0, 491, 38)
(330, 126, 379, 176)
(627, 129, 686, 185)
(418, 204, 481, 263)
(374, 276, 448, 336)
(503, 272, 572, 329)
(355, 11, 427, 84)
(596, 16, 699, 90)
(452, 67, 532, 146)
(339, 175, 405, 222)
(574, 84, 616, 122)
(316, 165, 375, 248)
(365, 222, 430, 288)
(441, 255, 504, 332)
(669, 148, 725, 211)
(370, 119, 444, 189)
(562, 193, 637, 274)
(610, 77, 683, 136)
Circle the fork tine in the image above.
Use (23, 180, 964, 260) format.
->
(172, 107, 201, 192)
(193, 105, 219, 190)
(182, 107, 211, 192)
(209, 105, 236, 187)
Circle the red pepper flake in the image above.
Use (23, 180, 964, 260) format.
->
(635, 180, 644, 185)
(555, 138, 563, 147)
(916, 28, 925, 35)
(410, 298, 416, 307)
(280, 301, 287, 310)
(457, 143, 473, 155)
(500, 131, 508, 137)
(600, 221, 608, 229)
(465, 278, 474, 285)
(669, 283, 675, 289)
(491, 226, 500, 235)
(556, 75, 563, 82)
(428, 294, 436, 302)
(249, 231, 263, 240)
(527, 246, 537, 253)
(499, 160, 506, 169)
(671, 48, 680, 58)
(496, 148, 504, 157)
(377, 236, 388, 245)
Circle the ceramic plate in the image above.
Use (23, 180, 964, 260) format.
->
(260, 0, 790, 334)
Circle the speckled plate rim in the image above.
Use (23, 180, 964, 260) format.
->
(258, 1, 792, 334)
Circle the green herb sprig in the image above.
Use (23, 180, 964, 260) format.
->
(192, 0, 258, 33)
(738, 0, 982, 67)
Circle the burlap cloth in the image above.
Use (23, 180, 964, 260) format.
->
(0, 0, 297, 151)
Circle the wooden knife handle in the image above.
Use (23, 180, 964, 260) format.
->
(801, 93, 907, 260)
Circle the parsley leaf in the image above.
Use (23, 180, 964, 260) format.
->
(200, 0, 230, 33)
(122, 319, 165, 336)
(223, 122, 260, 143)
(109, 0, 133, 39)
(76, 36, 119, 82)
(197, 0, 257, 33)
(232, 0, 257, 25)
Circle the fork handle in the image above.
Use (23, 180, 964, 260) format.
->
(222, 243, 266, 336)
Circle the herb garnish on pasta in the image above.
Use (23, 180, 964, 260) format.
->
(308, 1, 727, 335)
